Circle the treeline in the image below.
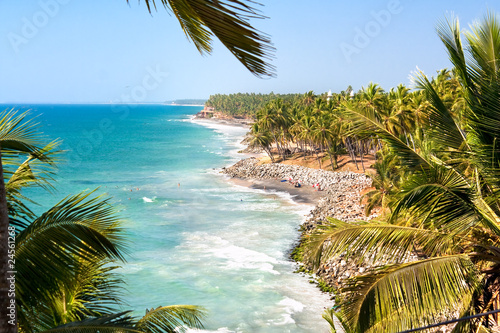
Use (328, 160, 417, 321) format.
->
(205, 92, 338, 118)
(246, 69, 462, 174)
(299, 13, 500, 333)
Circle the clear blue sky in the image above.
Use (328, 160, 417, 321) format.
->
(1, 0, 499, 103)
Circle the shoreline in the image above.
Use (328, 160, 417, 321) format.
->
(192, 113, 254, 128)
(228, 177, 323, 205)
(193, 114, 375, 303)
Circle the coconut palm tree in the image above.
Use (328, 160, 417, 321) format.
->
(360, 151, 401, 217)
(304, 12, 500, 332)
(0, 111, 58, 331)
(134, 0, 275, 78)
(255, 99, 290, 160)
(245, 122, 275, 161)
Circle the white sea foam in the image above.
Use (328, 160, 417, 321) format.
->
(180, 233, 280, 275)
(185, 328, 236, 333)
(279, 297, 305, 313)
(190, 118, 250, 163)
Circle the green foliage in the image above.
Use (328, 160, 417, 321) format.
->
(301, 11, 500, 333)
(205, 92, 305, 117)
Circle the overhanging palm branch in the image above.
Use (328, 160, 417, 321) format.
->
(42, 311, 139, 333)
(304, 218, 455, 271)
(342, 101, 431, 171)
(389, 164, 500, 236)
(133, 0, 275, 78)
(412, 71, 469, 152)
(43, 305, 206, 333)
(135, 305, 206, 332)
(50, 261, 125, 327)
(5, 140, 62, 229)
(0, 110, 53, 158)
(15, 191, 127, 331)
(338, 255, 481, 333)
(323, 307, 350, 333)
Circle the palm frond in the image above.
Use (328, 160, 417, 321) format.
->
(436, 15, 478, 103)
(5, 140, 62, 228)
(342, 101, 431, 171)
(412, 71, 468, 152)
(339, 255, 481, 333)
(304, 218, 453, 270)
(133, 0, 275, 78)
(323, 308, 352, 333)
(135, 305, 207, 333)
(0, 110, 52, 158)
(43, 311, 140, 333)
(16, 191, 127, 326)
(392, 165, 500, 236)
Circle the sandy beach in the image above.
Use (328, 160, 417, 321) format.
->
(229, 177, 325, 204)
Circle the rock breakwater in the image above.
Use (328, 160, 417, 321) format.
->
(221, 157, 379, 289)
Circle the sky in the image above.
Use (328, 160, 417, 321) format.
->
(1, 0, 500, 104)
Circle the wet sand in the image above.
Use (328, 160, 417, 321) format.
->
(229, 177, 325, 205)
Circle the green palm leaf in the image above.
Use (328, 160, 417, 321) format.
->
(0, 110, 52, 158)
(5, 141, 62, 228)
(16, 191, 127, 329)
(134, 0, 275, 77)
(392, 165, 500, 237)
(342, 101, 431, 171)
(135, 305, 207, 332)
(339, 255, 481, 333)
(42, 311, 139, 332)
(304, 218, 453, 270)
(412, 71, 468, 152)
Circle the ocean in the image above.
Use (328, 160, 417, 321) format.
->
(4, 104, 331, 332)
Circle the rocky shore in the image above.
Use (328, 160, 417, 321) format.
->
(221, 157, 379, 289)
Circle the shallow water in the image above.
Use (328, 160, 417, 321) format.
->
(5, 104, 332, 332)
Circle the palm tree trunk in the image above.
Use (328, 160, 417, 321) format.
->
(326, 142, 336, 171)
(0, 149, 16, 332)
(313, 143, 322, 169)
(359, 141, 366, 172)
(346, 138, 359, 170)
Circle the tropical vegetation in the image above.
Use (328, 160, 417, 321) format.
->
(205, 92, 307, 117)
(301, 12, 500, 333)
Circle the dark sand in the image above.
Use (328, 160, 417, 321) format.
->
(229, 178, 325, 204)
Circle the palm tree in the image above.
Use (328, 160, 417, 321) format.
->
(0, 111, 58, 331)
(255, 99, 290, 160)
(134, 0, 276, 78)
(304, 12, 500, 332)
(245, 122, 275, 161)
(360, 152, 401, 217)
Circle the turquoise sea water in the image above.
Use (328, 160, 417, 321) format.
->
(3, 104, 331, 332)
